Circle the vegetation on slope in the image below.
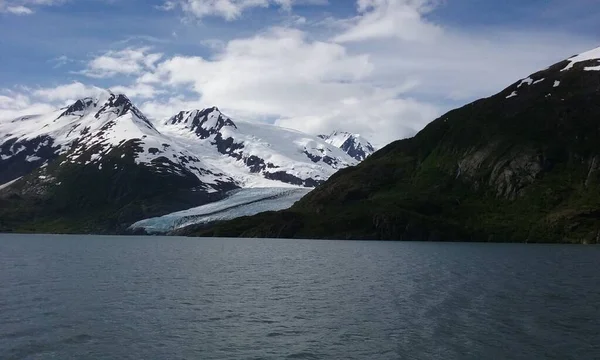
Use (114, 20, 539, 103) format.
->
(185, 58, 600, 243)
(0, 142, 232, 234)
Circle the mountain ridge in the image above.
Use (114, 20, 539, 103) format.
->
(0, 93, 373, 233)
(185, 45, 600, 244)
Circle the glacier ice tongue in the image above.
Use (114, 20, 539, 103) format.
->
(130, 187, 312, 234)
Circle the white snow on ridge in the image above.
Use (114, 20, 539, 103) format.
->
(159, 110, 358, 187)
(554, 80, 560, 88)
(2, 94, 362, 191)
(517, 77, 533, 88)
(0, 177, 21, 191)
(319, 131, 375, 161)
(562, 46, 600, 71)
(130, 187, 312, 234)
(506, 91, 518, 99)
(0, 91, 234, 190)
(1, 92, 368, 231)
(324, 131, 358, 148)
(25, 155, 41, 162)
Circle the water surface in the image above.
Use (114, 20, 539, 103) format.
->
(0, 234, 598, 359)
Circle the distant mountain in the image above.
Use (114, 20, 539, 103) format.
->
(318, 131, 375, 161)
(0, 91, 238, 233)
(161, 108, 357, 187)
(187, 46, 600, 244)
(0, 92, 364, 233)
(0, 91, 234, 189)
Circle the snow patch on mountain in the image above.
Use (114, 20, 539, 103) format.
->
(562, 47, 600, 72)
(318, 131, 375, 161)
(0, 91, 234, 190)
(517, 77, 533, 88)
(159, 108, 358, 187)
(0, 177, 21, 191)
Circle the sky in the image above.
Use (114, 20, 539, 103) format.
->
(0, 0, 598, 147)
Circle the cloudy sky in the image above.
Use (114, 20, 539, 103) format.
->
(0, 0, 598, 147)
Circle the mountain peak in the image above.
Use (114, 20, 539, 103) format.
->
(57, 90, 149, 122)
(166, 107, 236, 139)
(319, 131, 375, 161)
(498, 45, 600, 104)
(57, 89, 113, 118)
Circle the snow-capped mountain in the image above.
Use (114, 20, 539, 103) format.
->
(0, 91, 234, 191)
(160, 108, 358, 187)
(0, 91, 369, 233)
(318, 131, 375, 161)
(0, 92, 362, 190)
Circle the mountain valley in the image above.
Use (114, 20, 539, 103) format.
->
(0, 92, 372, 233)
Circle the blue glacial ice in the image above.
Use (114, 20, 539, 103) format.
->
(130, 187, 312, 234)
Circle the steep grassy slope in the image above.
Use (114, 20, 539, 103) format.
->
(187, 53, 600, 243)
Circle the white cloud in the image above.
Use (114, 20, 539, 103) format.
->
(136, 27, 438, 146)
(173, 0, 281, 20)
(80, 47, 164, 79)
(146, 27, 372, 88)
(139, 96, 205, 122)
(332, 0, 596, 102)
(0, 0, 67, 14)
(110, 83, 160, 99)
(49, 55, 73, 68)
(0, 93, 55, 122)
(5, 5, 33, 14)
(157, 0, 177, 11)
(32, 80, 159, 103)
(33, 82, 103, 102)
(274, 93, 440, 147)
(0, 80, 160, 123)
(0, 93, 31, 109)
(2, 0, 597, 149)
(132, 1, 596, 147)
(165, 0, 327, 20)
(334, 0, 442, 43)
(200, 38, 226, 50)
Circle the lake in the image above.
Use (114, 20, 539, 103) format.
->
(0, 234, 599, 359)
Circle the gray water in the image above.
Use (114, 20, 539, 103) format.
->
(0, 235, 599, 360)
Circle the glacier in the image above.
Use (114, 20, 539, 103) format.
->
(130, 187, 312, 234)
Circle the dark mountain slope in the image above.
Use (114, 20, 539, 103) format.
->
(187, 48, 600, 243)
(0, 149, 230, 234)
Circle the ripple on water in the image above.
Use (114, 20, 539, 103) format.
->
(286, 352, 320, 359)
(0, 235, 599, 360)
